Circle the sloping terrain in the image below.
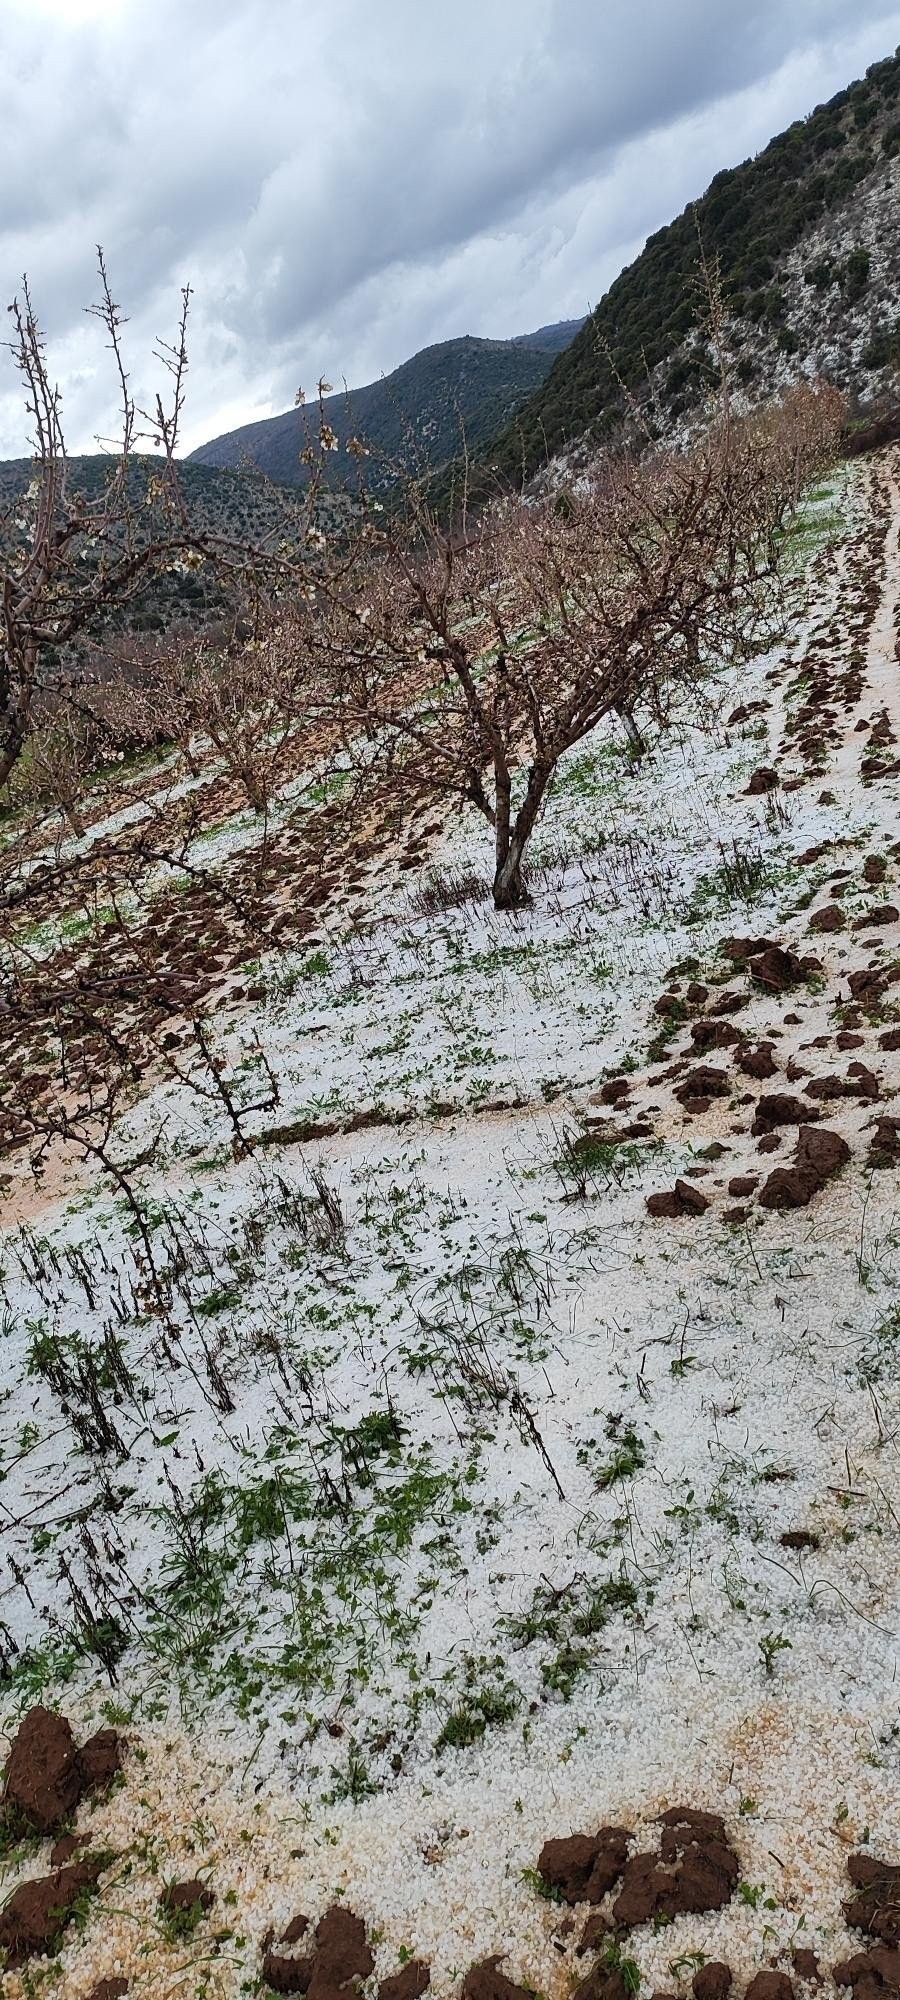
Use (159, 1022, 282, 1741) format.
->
(473, 48, 900, 492)
(3, 453, 900, 1999)
(187, 326, 583, 490)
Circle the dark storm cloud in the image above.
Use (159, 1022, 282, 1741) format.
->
(1, 0, 899, 454)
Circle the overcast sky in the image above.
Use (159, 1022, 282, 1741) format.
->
(2, 0, 900, 458)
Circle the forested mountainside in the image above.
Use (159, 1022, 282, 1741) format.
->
(0, 455, 311, 635)
(473, 46, 900, 490)
(188, 324, 584, 489)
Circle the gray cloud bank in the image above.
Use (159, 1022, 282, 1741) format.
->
(2, 0, 900, 456)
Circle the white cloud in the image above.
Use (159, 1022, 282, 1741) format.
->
(0, 0, 898, 455)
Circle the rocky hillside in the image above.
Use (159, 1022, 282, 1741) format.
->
(187, 324, 583, 490)
(473, 47, 900, 490)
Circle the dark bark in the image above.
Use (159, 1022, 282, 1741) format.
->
(616, 703, 646, 758)
(0, 732, 25, 795)
(493, 835, 530, 909)
(491, 760, 552, 909)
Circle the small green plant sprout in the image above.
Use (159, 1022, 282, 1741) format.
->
(601, 1939, 641, 1995)
(435, 1679, 519, 1751)
(669, 1952, 707, 1978)
(739, 1795, 758, 1816)
(522, 1865, 563, 1904)
(758, 1630, 792, 1678)
(739, 1882, 778, 1912)
(159, 1880, 214, 1943)
(595, 1414, 646, 1489)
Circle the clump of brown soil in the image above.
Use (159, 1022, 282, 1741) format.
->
(611, 1807, 739, 1925)
(0, 1856, 104, 1966)
(262, 1903, 377, 1998)
(537, 1827, 631, 1904)
(2, 1706, 121, 1838)
(759, 1126, 850, 1208)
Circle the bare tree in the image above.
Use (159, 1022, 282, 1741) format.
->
(0, 256, 352, 798)
(150, 619, 307, 818)
(13, 702, 94, 841)
(304, 382, 843, 908)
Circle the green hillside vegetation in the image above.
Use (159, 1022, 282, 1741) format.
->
(0, 455, 306, 637)
(188, 328, 581, 490)
(472, 47, 900, 491)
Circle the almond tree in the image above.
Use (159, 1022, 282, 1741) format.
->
(0, 255, 347, 796)
(306, 382, 842, 908)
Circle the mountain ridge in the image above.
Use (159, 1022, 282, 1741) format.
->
(187, 320, 584, 489)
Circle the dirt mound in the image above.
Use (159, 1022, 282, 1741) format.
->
(845, 1854, 900, 1944)
(834, 1947, 900, 1999)
(462, 1961, 533, 2000)
(759, 1125, 850, 1208)
(611, 1807, 739, 1925)
(2, 1706, 121, 1836)
(537, 1826, 631, 1904)
(0, 1856, 103, 1965)
(693, 1966, 732, 2000)
(752, 1094, 818, 1133)
(380, 1962, 431, 2000)
(646, 1180, 710, 1219)
(262, 1903, 376, 1998)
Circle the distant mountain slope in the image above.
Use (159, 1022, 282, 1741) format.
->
(510, 318, 586, 353)
(473, 47, 900, 489)
(0, 455, 307, 636)
(188, 324, 584, 489)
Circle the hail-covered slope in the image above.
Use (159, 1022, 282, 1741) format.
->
(3, 455, 900, 1998)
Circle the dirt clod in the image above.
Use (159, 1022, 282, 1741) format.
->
(611, 1807, 738, 1926)
(461, 1958, 535, 2000)
(0, 1858, 103, 1966)
(692, 1965, 732, 2000)
(845, 1854, 900, 1944)
(77, 1728, 121, 1795)
(646, 1181, 710, 1218)
(867, 1118, 900, 1170)
(161, 1879, 214, 1918)
(3, 1706, 82, 1834)
(748, 946, 808, 992)
(752, 1093, 818, 1133)
(537, 1827, 631, 1904)
(834, 1949, 900, 1999)
(379, 1963, 431, 2000)
(739, 1046, 779, 1081)
(674, 1066, 730, 1102)
(745, 1976, 794, 2000)
(759, 1125, 850, 1208)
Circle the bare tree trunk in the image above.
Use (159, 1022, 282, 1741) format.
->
(616, 703, 646, 758)
(62, 802, 87, 839)
(492, 761, 551, 910)
(493, 830, 529, 909)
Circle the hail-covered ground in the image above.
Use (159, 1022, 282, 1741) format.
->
(2, 453, 900, 1998)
